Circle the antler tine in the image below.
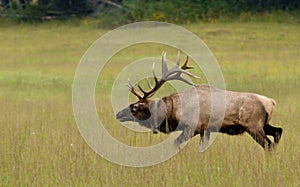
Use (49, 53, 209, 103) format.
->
(181, 56, 193, 70)
(170, 75, 194, 85)
(152, 63, 158, 83)
(127, 51, 199, 100)
(146, 77, 153, 89)
(152, 52, 198, 91)
(167, 68, 199, 86)
(161, 51, 168, 77)
(127, 79, 143, 100)
(137, 84, 147, 94)
(164, 52, 199, 78)
(175, 50, 180, 67)
(170, 68, 199, 79)
(137, 77, 155, 94)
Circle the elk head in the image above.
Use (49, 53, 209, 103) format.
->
(116, 51, 199, 130)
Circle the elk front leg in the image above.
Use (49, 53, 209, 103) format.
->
(199, 129, 211, 152)
(247, 128, 274, 150)
(174, 127, 195, 149)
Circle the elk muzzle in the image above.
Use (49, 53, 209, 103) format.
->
(116, 107, 135, 122)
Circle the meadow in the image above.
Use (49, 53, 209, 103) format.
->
(0, 20, 299, 186)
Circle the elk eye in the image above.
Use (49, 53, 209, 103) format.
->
(131, 105, 139, 112)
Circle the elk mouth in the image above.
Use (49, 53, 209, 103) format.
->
(116, 108, 135, 122)
(116, 113, 130, 122)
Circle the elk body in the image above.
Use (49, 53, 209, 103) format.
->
(116, 51, 283, 150)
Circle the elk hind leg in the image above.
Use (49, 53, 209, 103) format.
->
(264, 124, 283, 144)
(247, 128, 274, 150)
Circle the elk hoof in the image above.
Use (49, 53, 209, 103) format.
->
(274, 128, 283, 143)
(266, 142, 275, 151)
(153, 129, 159, 134)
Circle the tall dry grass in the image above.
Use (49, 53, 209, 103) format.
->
(0, 21, 299, 186)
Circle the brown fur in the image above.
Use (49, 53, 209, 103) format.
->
(116, 51, 282, 150)
(116, 84, 283, 150)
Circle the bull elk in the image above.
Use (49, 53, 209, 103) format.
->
(116, 51, 283, 150)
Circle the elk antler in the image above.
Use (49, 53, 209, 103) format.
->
(127, 79, 143, 100)
(127, 51, 199, 100)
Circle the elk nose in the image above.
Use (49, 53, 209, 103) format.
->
(116, 107, 133, 122)
(116, 112, 121, 119)
(116, 111, 126, 121)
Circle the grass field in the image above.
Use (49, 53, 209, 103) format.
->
(0, 20, 300, 186)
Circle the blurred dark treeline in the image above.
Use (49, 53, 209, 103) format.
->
(1, 0, 299, 23)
